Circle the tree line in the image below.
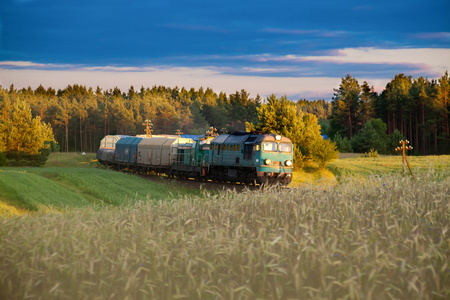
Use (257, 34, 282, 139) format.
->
(1, 70, 447, 157)
(328, 72, 449, 155)
(0, 84, 330, 154)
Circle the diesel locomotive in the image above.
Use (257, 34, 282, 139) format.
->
(97, 131, 293, 185)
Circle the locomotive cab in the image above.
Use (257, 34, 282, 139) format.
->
(255, 134, 293, 185)
(208, 132, 293, 185)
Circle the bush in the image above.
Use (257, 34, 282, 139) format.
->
(0, 152, 6, 167)
(386, 129, 405, 155)
(351, 118, 388, 154)
(293, 146, 306, 170)
(48, 140, 61, 152)
(5, 144, 51, 167)
(360, 148, 379, 158)
(333, 133, 353, 153)
(311, 138, 339, 169)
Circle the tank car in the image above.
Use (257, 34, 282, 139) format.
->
(96, 135, 129, 165)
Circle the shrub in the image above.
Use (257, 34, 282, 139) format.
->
(351, 118, 388, 154)
(386, 129, 405, 155)
(48, 140, 61, 152)
(360, 148, 379, 158)
(311, 138, 339, 169)
(333, 133, 353, 153)
(0, 152, 6, 167)
(5, 147, 51, 167)
(293, 146, 306, 170)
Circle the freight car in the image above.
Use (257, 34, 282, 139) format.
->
(97, 132, 293, 185)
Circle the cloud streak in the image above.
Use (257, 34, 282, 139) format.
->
(1, 47, 448, 100)
(234, 48, 450, 77)
(260, 28, 349, 38)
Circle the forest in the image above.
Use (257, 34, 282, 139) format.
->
(0, 84, 330, 154)
(0, 71, 448, 155)
(329, 72, 449, 155)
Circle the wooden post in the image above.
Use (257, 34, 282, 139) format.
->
(143, 120, 153, 137)
(395, 140, 414, 179)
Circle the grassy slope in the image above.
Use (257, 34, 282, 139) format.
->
(0, 153, 204, 214)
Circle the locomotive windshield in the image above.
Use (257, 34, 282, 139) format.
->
(263, 142, 277, 152)
(279, 143, 292, 153)
(262, 141, 292, 152)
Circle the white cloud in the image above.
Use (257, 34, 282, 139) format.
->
(0, 61, 75, 69)
(183, 47, 450, 77)
(282, 48, 450, 76)
(0, 61, 47, 68)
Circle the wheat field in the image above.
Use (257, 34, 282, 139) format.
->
(1, 169, 449, 299)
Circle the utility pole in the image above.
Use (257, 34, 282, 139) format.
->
(143, 120, 153, 137)
(395, 140, 414, 179)
(207, 126, 217, 136)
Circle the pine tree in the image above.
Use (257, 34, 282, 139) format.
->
(330, 74, 361, 139)
(433, 72, 450, 152)
(0, 100, 55, 165)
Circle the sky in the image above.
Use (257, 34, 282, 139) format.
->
(0, 0, 449, 100)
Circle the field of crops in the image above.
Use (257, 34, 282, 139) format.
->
(328, 155, 450, 178)
(0, 153, 205, 214)
(1, 152, 449, 299)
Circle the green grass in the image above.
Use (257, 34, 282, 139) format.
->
(292, 154, 450, 187)
(327, 154, 450, 178)
(44, 152, 98, 168)
(0, 169, 89, 211)
(0, 171, 448, 299)
(0, 153, 205, 212)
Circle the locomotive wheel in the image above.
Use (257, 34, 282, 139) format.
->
(281, 177, 292, 186)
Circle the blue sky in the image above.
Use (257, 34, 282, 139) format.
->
(1, 0, 449, 100)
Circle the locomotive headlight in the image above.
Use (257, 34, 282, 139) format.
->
(264, 159, 272, 165)
(285, 160, 292, 167)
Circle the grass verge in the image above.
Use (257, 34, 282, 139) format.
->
(0, 152, 205, 212)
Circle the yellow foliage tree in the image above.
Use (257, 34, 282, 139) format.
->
(0, 100, 55, 156)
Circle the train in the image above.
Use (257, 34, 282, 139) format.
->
(96, 131, 294, 185)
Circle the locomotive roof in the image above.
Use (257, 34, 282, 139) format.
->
(210, 134, 229, 144)
(257, 134, 292, 143)
(210, 132, 291, 144)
